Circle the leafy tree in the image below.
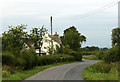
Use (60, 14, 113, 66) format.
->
(112, 27, 120, 48)
(55, 45, 64, 54)
(2, 25, 28, 55)
(61, 26, 86, 51)
(64, 45, 72, 55)
(29, 26, 47, 56)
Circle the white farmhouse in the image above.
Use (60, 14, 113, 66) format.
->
(24, 32, 62, 56)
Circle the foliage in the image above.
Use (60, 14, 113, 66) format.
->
(112, 27, 120, 47)
(55, 45, 64, 54)
(81, 46, 99, 51)
(2, 25, 28, 55)
(20, 48, 38, 70)
(63, 45, 72, 55)
(29, 26, 47, 55)
(38, 54, 74, 66)
(2, 65, 11, 77)
(15, 58, 26, 71)
(96, 51, 105, 59)
(71, 51, 82, 61)
(82, 55, 98, 60)
(83, 62, 118, 80)
(60, 26, 86, 51)
(103, 47, 119, 63)
(2, 51, 16, 66)
(95, 62, 112, 73)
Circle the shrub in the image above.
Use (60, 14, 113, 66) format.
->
(96, 51, 105, 59)
(21, 48, 38, 70)
(95, 62, 112, 73)
(103, 47, 119, 63)
(55, 45, 64, 54)
(63, 45, 72, 55)
(2, 65, 16, 74)
(59, 54, 74, 62)
(15, 58, 26, 71)
(38, 54, 75, 66)
(2, 66, 10, 77)
(2, 51, 16, 66)
(71, 51, 82, 61)
(38, 55, 57, 65)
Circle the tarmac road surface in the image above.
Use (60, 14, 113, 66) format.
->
(24, 59, 99, 80)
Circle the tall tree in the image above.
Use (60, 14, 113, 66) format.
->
(61, 26, 86, 51)
(2, 24, 28, 55)
(29, 26, 47, 56)
(112, 27, 120, 48)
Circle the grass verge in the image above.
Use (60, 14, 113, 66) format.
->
(2, 61, 82, 80)
(82, 62, 118, 80)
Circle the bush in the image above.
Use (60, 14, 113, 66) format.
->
(55, 45, 64, 54)
(38, 54, 75, 66)
(2, 65, 11, 77)
(63, 45, 72, 55)
(2, 65, 16, 75)
(38, 55, 57, 65)
(15, 58, 26, 71)
(70, 51, 82, 61)
(21, 48, 38, 70)
(95, 62, 112, 73)
(2, 51, 16, 66)
(103, 47, 119, 63)
(59, 54, 74, 62)
(74, 51, 82, 61)
(96, 51, 105, 59)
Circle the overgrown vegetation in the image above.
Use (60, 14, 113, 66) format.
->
(2, 25, 84, 80)
(83, 62, 118, 80)
(83, 27, 120, 81)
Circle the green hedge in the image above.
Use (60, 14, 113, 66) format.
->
(38, 54, 74, 66)
(70, 51, 82, 61)
(2, 50, 82, 71)
(103, 47, 119, 63)
(20, 49, 38, 70)
(2, 51, 16, 66)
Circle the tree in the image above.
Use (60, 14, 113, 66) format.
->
(112, 27, 120, 48)
(2, 24, 28, 55)
(29, 26, 47, 56)
(61, 26, 86, 51)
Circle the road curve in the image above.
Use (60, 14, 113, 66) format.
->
(24, 59, 99, 80)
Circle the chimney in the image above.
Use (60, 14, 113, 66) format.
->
(54, 32, 59, 36)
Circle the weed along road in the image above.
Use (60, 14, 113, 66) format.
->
(25, 59, 99, 80)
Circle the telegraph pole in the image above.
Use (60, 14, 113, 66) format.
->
(50, 16, 53, 55)
(118, 1, 120, 27)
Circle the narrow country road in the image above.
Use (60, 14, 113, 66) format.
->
(24, 59, 99, 80)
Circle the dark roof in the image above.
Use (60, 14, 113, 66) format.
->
(23, 38, 39, 49)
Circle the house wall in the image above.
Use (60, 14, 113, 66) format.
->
(40, 33, 60, 55)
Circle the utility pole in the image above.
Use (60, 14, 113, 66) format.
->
(118, 1, 120, 27)
(50, 16, 53, 55)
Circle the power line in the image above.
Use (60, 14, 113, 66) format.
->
(73, 0, 120, 18)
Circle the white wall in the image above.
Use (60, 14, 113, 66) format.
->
(41, 33, 60, 55)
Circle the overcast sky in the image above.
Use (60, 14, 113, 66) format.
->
(0, 0, 119, 48)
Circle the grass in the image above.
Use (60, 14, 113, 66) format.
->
(82, 62, 118, 80)
(82, 55, 99, 60)
(2, 61, 82, 81)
